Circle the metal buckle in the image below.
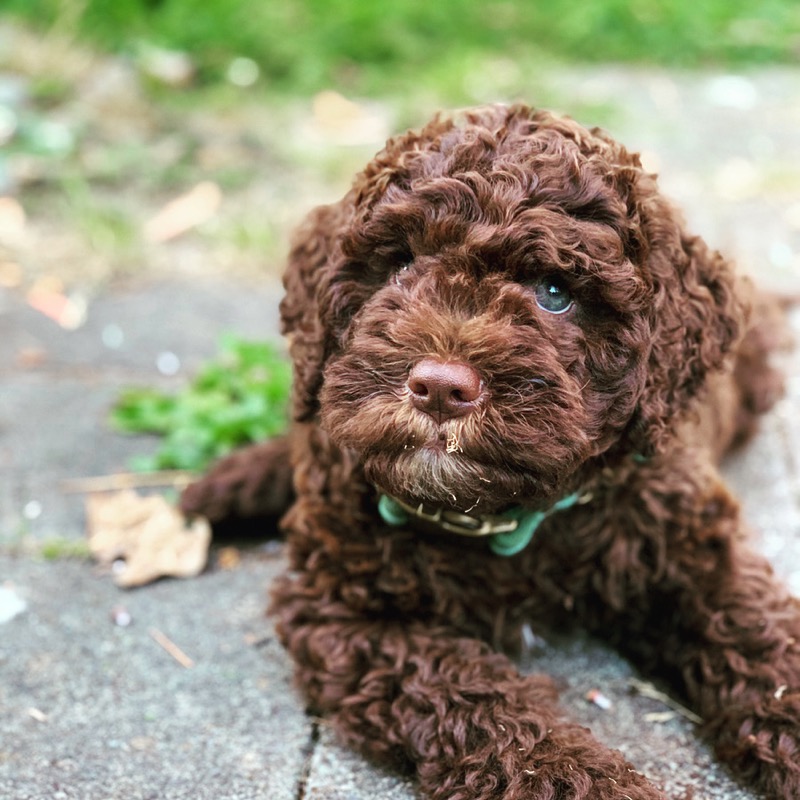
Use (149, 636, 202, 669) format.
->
(395, 498, 520, 538)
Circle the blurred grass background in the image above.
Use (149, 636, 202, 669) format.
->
(5, 0, 800, 99)
(3, 0, 800, 286)
(2, 0, 799, 289)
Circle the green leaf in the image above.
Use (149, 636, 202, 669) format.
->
(110, 336, 291, 472)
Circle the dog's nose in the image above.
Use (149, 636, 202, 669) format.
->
(407, 358, 482, 423)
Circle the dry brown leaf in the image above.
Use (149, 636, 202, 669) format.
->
(27, 292, 87, 330)
(216, 546, 241, 571)
(0, 196, 27, 243)
(85, 490, 211, 588)
(0, 260, 23, 288)
(310, 90, 389, 145)
(144, 181, 221, 242)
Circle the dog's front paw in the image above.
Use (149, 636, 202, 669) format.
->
(711, 692, 800, 798)
(419, 725, 669, 800)
(180, 435, 293, 524)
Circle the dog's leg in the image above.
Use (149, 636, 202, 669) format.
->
(570, 462, 800, 799)
(272, 576, 668, 800)
(180, 434, 294, 525)
(725, 292, 788, 452)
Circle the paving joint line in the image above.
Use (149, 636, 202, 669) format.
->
(295, 719, 321, 800)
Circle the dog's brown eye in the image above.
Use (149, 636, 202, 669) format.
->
(533, 277, 573, 314)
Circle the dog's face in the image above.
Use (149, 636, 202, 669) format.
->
(284, 106, 743, 514)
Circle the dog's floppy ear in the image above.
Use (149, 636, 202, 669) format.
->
(280, 118, 457, 422)
(280, 201, 354, 422)
(622, 178, 747, 455)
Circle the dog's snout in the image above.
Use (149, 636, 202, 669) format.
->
(407, 358, 482, 423)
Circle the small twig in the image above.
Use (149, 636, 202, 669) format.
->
(629, 678, 703, 725)
(644, 711, 679, 724)
(61, 471, 195, 494)
(149, 627, 195, 669)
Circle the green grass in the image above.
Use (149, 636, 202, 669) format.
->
(39, 537, 92, 561)
(111, 335, 291, 472)
(59, 175, 140, 255)
(5, 0, 800, 98)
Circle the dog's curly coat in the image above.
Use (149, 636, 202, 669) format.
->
(182, 105, 799, 799)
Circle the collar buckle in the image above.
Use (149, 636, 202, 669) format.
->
(421, 505, 520, 537)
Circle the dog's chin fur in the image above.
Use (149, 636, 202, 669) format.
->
(364, 448, 560, 513)
(320, 371, 594, 512)
(322, 411, 591, 513)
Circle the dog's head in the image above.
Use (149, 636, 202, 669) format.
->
(281, 105, 744, 513)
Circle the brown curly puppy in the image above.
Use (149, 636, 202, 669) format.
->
(182, 105, 798, 799)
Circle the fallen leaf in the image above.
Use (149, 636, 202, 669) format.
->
(217, 546, 241, 571)
(0, 196, 26, 242)
(85, 490, 211, 587)
(0, 260, 23, 288)
(26, 277, 87, 330)
(310, 90, 389, 145)
(144, 181, 221, 242)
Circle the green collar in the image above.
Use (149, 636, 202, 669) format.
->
(377, 490, 591, 557)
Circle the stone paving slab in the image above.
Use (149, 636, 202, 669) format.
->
(0, 556, 309, 800)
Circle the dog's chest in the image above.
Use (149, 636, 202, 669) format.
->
(372, 510, 591, 639)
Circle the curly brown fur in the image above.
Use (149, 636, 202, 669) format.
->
(180, 435, 294, 534)
(185, 105, 797, 799)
